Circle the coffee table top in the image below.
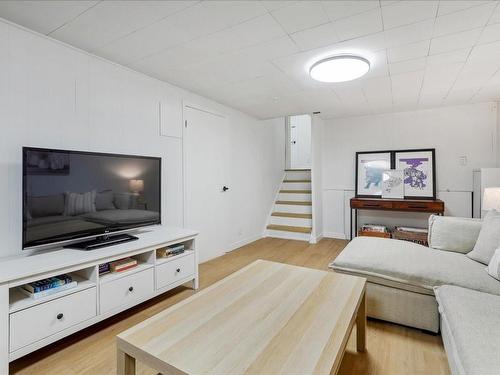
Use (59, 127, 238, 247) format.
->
(117, 260, 366, 375)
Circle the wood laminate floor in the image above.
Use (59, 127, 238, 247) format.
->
(10, 238, 451, 375)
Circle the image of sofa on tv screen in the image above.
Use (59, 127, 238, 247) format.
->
(24, 190, 160, 246)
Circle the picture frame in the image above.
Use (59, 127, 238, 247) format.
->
(394, 148, 436, 199)
(355, 151, 392, 198)
(381, 169, 404, 199)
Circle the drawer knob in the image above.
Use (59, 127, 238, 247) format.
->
(176, 268, 181, 273)
(56, 313, 64, 320)
(128, 286, 134, 292)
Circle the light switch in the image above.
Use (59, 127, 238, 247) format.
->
(459, 156, 467, 166)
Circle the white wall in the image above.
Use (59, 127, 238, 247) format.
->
(321, 102, 499, 239)
(0, 20, 283, 258)
(311, 114, 324, 242)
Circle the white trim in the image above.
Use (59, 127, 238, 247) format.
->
(226, 234, 264, 253)
(323, 231, 347, 240)
(263, 172, 286, 233)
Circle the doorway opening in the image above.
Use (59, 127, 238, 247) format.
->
(286, 114, 311, 169)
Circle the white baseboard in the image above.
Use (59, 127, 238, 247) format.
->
(323, 231, 347, 240)
(309, 233, 323, 244)
(226, 234, 264, 253)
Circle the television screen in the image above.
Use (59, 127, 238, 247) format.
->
(23, 147, 161, 249)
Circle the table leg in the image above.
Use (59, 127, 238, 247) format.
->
(356, 291, 366, 352)
(117, 347, 136, 375)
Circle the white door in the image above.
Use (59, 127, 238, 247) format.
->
(289, 114, 311, 169)
(184, 106, 230, 262)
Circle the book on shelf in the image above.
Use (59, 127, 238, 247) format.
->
(394, 226, 428, 233)
(22, 274, 73, 294)
(99, 262, 111, 275)
(19, 281, 78, 299)
(361, 224, 388, 233)
(110, 257, 138, 273)
(157, 244, 185, 258)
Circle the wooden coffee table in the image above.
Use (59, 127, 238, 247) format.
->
(117, 260, 366, 375)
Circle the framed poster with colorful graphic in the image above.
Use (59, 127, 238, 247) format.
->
(395, 149, 436, 199)
(355, 151, 392, 197)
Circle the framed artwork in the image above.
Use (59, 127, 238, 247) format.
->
(25, 150, 70, 175)
(381, 170, 404, 199)
(355, 151, 392, 197)
(395, 149, 436, 199)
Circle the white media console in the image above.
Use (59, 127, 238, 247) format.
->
(0, 226, 199, 373)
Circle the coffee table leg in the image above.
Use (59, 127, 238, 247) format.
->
(356, 291, 366, 352)
(117, 347, 136, 375)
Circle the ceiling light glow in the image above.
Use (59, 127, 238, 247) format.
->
(309, 55, 370, 83)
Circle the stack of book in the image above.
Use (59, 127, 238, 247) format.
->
(157, 243, 185, 258)
(110, 257, 138, 273)
(19, 274, 77, 299)
(359, 224, 391, 238)
(99, 262, 111, 275)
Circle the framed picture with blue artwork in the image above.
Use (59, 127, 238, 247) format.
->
(355, 151, 392, 198)
(395, 148, 436, 199)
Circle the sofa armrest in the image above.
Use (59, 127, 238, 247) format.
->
(428, 215, 482, 254)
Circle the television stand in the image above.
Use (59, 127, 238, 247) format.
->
(64, 233, 139, 250)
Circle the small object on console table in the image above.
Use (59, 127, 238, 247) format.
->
(350, 197, 444, 240)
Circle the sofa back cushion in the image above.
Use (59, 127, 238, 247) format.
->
(428, 215, 482, 254)
(28, 194, 65, 218)
(487, 248, 500, 281)
(467, 210, 500, 265)
(95, 190, 115, 211)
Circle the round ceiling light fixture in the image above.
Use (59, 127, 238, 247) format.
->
(309, 55, 370, 83)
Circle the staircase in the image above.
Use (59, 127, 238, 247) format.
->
(265, 169, 312, 241)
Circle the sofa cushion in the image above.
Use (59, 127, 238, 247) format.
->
(28, 194, 65, 218)
(95, 190, 115, 211)
(428, 215, 481, 254)
(330, 237, 500, 296)
(467, 209, 500, 264)
(435, 285, 500, 375)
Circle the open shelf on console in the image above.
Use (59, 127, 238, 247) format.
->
(156, 249, 195, 266)
(98, 250, 155, 284)
(9, 271, 96, 313)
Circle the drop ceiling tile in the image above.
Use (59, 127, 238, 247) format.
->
(333, 8, 383, 41)
(468, 40, 500, 62)
(426, 48, 470, 66)
(50, 1, 196, 51)
(361, 76, 393, 109)
(421, 62, 463, 93)
(290, 22, 339, 51)
(472, 84, 500, 101)
(200, 1, 269, 28)
(271, 1, 329, 34)
(387, 40, 430, 63)
(487, 2, 500, 24)
(321, 0, 379, 21)
(433, 2, 496, 37)
(389, 57, 426, 75)
(0, 0, 97, 35)
(390, 70, 424, 104)
(382, 1, 438, 30)
(261, 1, 299, 12)
(444, 87, 477, 104)
(437, 1, 494, 16)
(478, 22, 500, 44)
(237, 36, 300, 61)
(429, 28, 482, 55)
(384, 19, 434, 48)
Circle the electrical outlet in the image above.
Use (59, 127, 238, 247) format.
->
(459, 156, 467, 166)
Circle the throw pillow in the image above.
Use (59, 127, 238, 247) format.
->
(114, 192, 133, 210)
(467, 209, 500, 265)
(64, 190, 96, 216)
(95, 190, 115, 211)
(487, 247, 500, 281)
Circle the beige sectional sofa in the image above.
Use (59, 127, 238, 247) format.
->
(330, 215, 500, 375)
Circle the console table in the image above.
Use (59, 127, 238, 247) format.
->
(350, 198, 445, 240)
(0, 226, 198, 374)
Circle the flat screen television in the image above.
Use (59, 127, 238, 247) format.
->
(23, 147, 161, 250)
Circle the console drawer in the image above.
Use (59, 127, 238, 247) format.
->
(100, 268, 154, 314)
(10, 287, 97, 352)
(156, 253, 195, 290)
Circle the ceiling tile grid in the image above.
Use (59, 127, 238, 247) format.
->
(1, 0, 500, 119)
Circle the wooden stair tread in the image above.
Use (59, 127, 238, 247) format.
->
(267, 224, 311, 233)
(279, 190, 311, 193)
(276, 200, 312, 206)
(285, 169, 311, 171)
(283, 180, 311, 183)
(271, 212, 312, 219)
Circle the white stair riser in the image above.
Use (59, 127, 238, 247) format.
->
(285, 171, 310, 180)
(265, 230, 311, 241)
(278, 193, 311, 201)
(282, 182, 311, 190)
(274, 204, 312, 214)
(269, 216, 312, 227)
